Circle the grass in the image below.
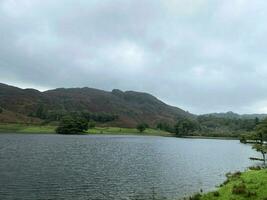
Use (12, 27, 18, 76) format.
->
(86, 127, 173, 136)
(0, 123, 56, 133)
(0, 123, 172, 136)
(197, 168, 267, 200)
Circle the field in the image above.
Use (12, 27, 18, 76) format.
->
(0, 123, 56, 133)
(0, 123, 172, 136)
(86, 127, 173, 136)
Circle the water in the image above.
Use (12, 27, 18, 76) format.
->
(0, 134, 260, 200)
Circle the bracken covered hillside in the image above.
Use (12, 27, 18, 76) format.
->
(0, 83, 193, 127)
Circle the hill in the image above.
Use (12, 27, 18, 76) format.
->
(202, 111, 267, 120)
(0, 83, 193, 127)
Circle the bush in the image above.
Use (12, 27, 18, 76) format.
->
(213, 191, 220, 197)
(0, 107, 2, 113)
(226, 171, 241, 179)
(136, 123, 148, 133)
(175, 118, 199, 136)
(245, 191, 257, 197)
(249, 166, 261, 170)
(232, 183, 247, 194)
(157, 122, 174, 132)
(232, 171, 242, 178)
(189, 193, 201, 200)
(88, 120, 96, 128)
(56, 116, 88, 134)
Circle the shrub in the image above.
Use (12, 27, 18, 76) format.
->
(189, 193, 201, 200)
(56, 115, 88, 134)
(249, 166, 261, 170)
(232, 183, 247, 194)
(226, 171, 241, 179)
(245, 191, 257, 197)
(136, 123, 148, 133)
(213, 191, 220, 197)
(221, 179, 230, 186)
(88, 120, 96, 128)
(232, 172, 241, 179)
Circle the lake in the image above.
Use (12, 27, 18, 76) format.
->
(0, 134, 260, 200)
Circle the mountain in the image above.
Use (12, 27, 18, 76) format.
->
(202, 111, 267, 120)
(0, 83, 193, 127)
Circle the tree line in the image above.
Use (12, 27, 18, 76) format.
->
(29, 105, 118, 123)
(157, 116, 260, 137)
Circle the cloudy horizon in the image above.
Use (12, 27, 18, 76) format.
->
(1, 0, 267, 114)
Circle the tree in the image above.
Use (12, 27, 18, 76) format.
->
(136, 123, 148, 133)
(157, 122, 173, 132)
(56, 115, 88, 134)
(36, 104, 47, 119)
(250, 118, 267, 165)
(255, 117, 260, 126)
(0, 107, 3, 113)
(175, 118, 198, 136)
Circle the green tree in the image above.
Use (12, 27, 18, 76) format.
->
(56, 115, 88, 134)
(136, 123, 148, 133)
(36, 104, 47, 119)
(251, 118, 267, 165)
(0, 107, 3, 113)
(157, 122, 173, 132)
(255, 117, 260, 126)
(175, 118, 198, 136)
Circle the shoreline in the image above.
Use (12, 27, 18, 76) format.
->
(193, 167, 267, 200)
(0, 123, 241, 140)
(182, 136, 239, 140)
(0, 123, 172, 137)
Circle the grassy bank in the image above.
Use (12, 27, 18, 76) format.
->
(193, 168, 267, 200)
(182, 136, 238, 140)
(0, 123, 172, 136)
(0, 123, 56, 133)
(86, 127, 172, 136)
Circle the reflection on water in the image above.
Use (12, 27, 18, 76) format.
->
(0, 134, 259, 200)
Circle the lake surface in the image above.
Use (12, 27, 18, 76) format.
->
(0, 134, 260, 200)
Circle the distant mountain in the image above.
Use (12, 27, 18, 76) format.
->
(0, 83, 193, 127)
(202, 111, 267, 120)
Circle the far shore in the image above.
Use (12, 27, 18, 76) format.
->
(182, 135, 239, 140)
(0, 123, 172, 137)
(0, 123, 241, 140)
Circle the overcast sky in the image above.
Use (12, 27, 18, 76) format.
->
(1, 0, 267, 114)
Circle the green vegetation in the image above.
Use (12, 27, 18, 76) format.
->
(56, 116, 88, 134)
(175, 118, 198, 136)
(195, 168, 267, 200)
(240, 118, 267, 164)
(88, 120, 96, 128)
(136, 123, 149, 133)
(156, 115, 260, 138)
(0, 123, 171, 136)
(252, 118, 267, 164)
(0, 123, 55, 133)
(86, 127, 171, 136)
(29, 108, 119, 124)
(195, 115, 258, 137)
(157, 122, 174, 133)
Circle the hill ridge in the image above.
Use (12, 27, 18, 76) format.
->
(0, 82, 193, 127)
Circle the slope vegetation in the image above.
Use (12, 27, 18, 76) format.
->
(0, 83, 193, 127)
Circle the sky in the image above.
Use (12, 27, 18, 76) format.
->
(1, 0, 267, 114)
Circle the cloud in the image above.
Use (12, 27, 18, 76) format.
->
(0, 0, 267, 114)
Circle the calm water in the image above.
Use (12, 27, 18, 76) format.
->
(0, 134, 260, 200)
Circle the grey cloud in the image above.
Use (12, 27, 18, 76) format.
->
(1, 0, 267, 114)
